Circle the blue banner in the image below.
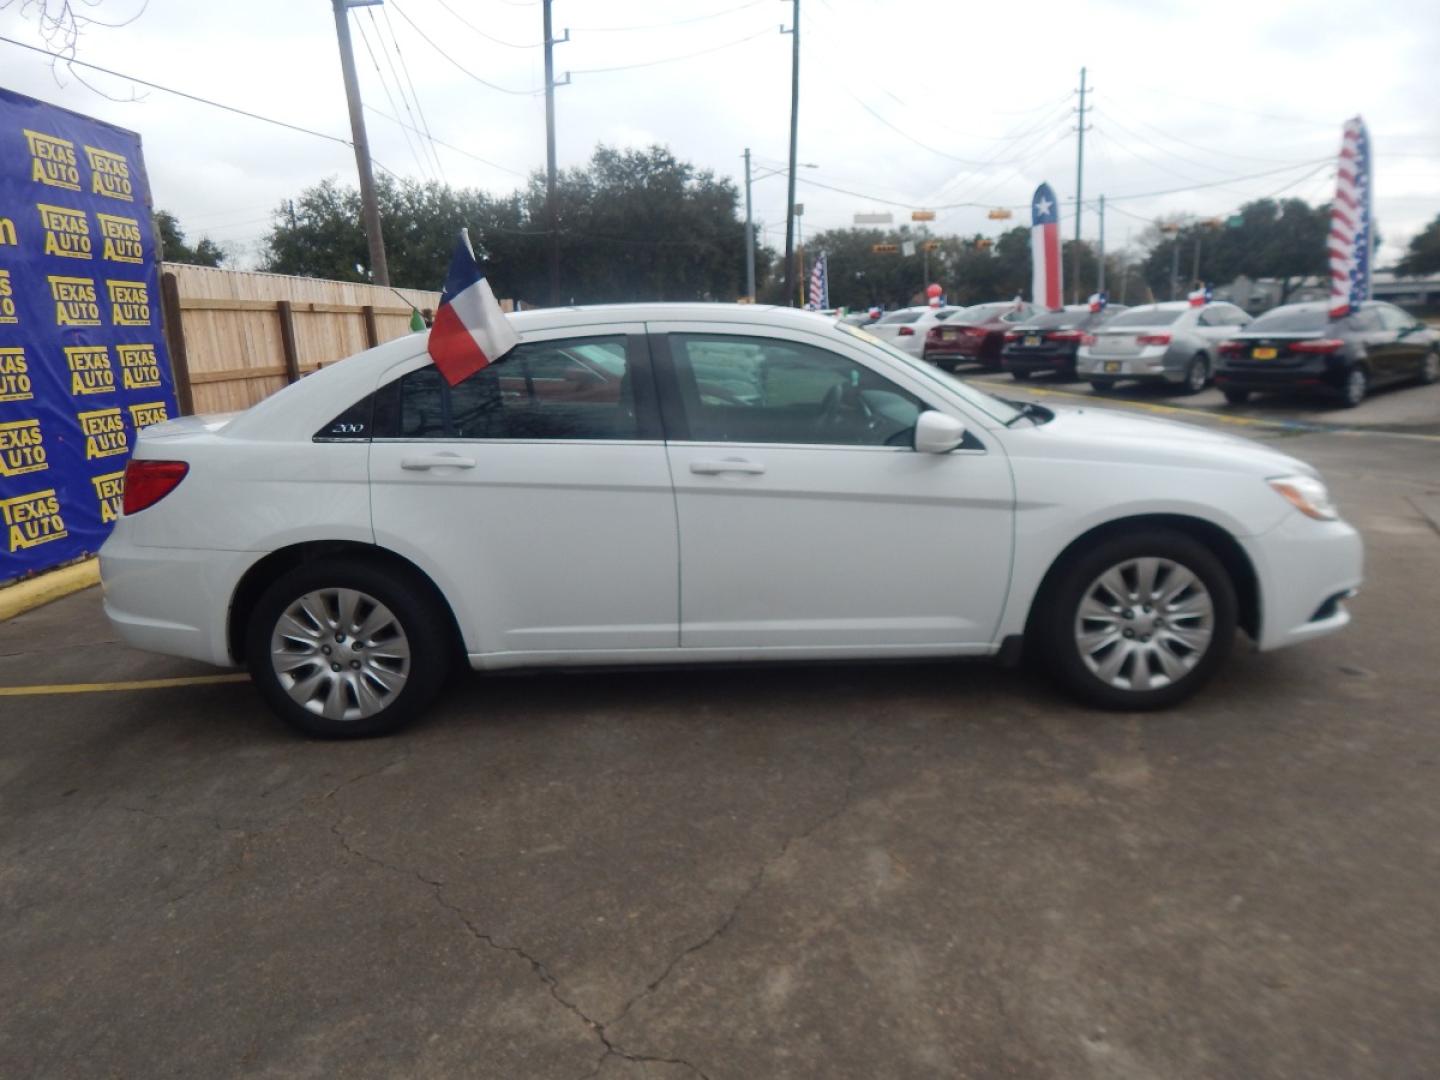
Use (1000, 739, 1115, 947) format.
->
(0, 87, 177, 585)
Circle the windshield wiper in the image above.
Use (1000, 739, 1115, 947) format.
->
(1002, 401, 1053, 427)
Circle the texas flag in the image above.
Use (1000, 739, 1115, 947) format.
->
(1187, 283, 1213, 307)
(428, 230, 519, 386)
(1030, 182, 1063, 311)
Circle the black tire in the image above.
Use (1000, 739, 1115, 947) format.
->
(1339, 364, 1368, 408)
(1089, 380, 1115, 393)
(1010, 368, 1031, 382)
(1419, 350, 1439, 386)
(1181, 354, 1209, 396)
(246, 559, 453, 738)
(1034, 529, 1237, 711)
(1222, 388, 1251, 405)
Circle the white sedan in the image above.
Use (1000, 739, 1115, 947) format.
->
(865, 305, 960, 355)
(101, 304, 1363, 737)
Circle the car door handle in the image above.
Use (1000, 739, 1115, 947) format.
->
(689, 458, 766, 475)
(401, 454, 477, 471)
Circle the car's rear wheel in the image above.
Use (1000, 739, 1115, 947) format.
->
(1037, 530, 1236, 710)
(1089, 380, 1115, 393)
(1222, 388, 1251, 405)
(1182, 354, 1209, 395)
(246, 560, 452, 738)
(1340, 365, 1368, 408)
(1010, 368, 1031, 382)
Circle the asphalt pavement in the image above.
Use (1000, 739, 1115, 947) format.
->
(2, 379, 1438, 1079)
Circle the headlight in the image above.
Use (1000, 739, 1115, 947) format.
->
(1268, 474, 1338, 521)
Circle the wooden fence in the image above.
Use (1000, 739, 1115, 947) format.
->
(158, 264, 443, 415)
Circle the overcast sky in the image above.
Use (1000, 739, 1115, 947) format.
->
(4, 0, 1438, 275)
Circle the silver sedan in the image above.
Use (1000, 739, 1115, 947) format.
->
(1077, 301, 1253, 395)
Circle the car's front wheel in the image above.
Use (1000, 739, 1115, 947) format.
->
(1037, 530, 1237, 710)
(246, 560, 452, 738)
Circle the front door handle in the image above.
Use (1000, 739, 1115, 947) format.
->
(401, 453, 477, 471)
(690, 458, 766, 475)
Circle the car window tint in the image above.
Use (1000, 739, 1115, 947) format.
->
(315, 392, 376, 441)
(877, 311, 921, 324)
(391, 335, 638, 440)
(668, 333, 924, 447)
(1376, 305, 1413, 330)
(1248, 307, 1327, 333)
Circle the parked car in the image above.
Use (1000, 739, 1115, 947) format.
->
(1077, 301, 1253, 394)
(1214, 300, 1439, 407)
(839, 310, 880, 327)
(1001, 304, 1129, 381)
(101, 303, 1362, 737)
(866, 305, 960, 356)
(924, 301, 1038, 371)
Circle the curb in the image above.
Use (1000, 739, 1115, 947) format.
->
(0, 559, 101, 622)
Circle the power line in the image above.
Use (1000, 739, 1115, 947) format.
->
(568, 0, 767, 32)
(1097, 98, 1325, 166)
(355, 12, 432, 180)
(568, 27, 776, 75)
(388, 1, 543, 95)
(377, 5, 446, 180)
(0, 34, 353, 147)
(429, 0, 543, 48)
(363, 104, 529, 176)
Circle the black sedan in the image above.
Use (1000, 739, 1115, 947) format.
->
(1000, 305, 1128, 381)
(1215, 301, 1439, 408)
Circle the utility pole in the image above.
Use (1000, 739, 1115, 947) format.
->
(743, 148, 755, 300)
(1072, 65, 1088, 305)
(1191, 237, 1201, 287)
(1169, 240, 1180, 300)
(542, 0, 569, 305)
(331, 0, 390, 287)
(781, 0, 801, 307)
(1096, 194, 1105, 294)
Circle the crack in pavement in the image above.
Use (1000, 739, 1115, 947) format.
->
(604, 721, 870, 1034)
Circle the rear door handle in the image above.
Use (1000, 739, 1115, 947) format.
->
(401, 453, 476, 471)
(690, 458, 766, 475)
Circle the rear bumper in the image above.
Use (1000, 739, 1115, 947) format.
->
(1076, 348, 1183, 382)
(99, 532, 255, 668)
(1002, 348, 1077, 372)
(1242, 512, 1364, 652)
(1213, 366, 1342, 393)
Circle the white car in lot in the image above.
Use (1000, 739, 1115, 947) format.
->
(865, 305, 961, 356)
(101, 304, 1362, 737)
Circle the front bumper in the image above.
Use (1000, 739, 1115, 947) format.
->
(100, 533, 257, 668)
(1241, 512, 1364, 652)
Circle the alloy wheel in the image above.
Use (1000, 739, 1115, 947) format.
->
(1343, 367, 1367, 407)
(1073, 557, 1215, 692)
(269, 588, 411, 722)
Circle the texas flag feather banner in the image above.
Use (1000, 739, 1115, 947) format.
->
(1327, 116, 1373, 319)
(1030, 182, 1063, 311)
(428, 230, 519, 386)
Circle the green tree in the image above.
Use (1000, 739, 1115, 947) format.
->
(1397, 213, 1440, 276)
(153, 210, 224, 267)
(1140, 199, 1329, 302)
(260, 145, 768, 304)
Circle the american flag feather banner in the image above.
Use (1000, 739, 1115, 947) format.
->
(807, 252, 829, 310)
(1030, 182, 1063, 311)
(1328, 117, 1373, 319)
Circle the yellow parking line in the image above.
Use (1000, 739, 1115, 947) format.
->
(0, 673, 250, 697)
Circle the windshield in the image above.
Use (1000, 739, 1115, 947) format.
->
(1104, 308, 1183, 328)
(877, 310, 921, 325)
(836, 321, 1023, 425)
(1247, 307, 1329, 333)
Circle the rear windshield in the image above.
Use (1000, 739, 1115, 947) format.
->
(933, 307, 961, 321)
(1103, 308, 1183, 328)
(877, 311, 921, 324)
(1024, 311, 1087, 329)
(964, 303, 1018, 322)
(1247, 308, 1329, 333)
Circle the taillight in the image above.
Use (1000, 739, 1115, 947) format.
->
(1137, 333, 1172, 346)
(1291, 338, 1345, 354)
(1081, 333, 1097, 346)
(1219, 340, 1245, 357)
(1004, 331, 1022, 342)
(963, 326, 987, 337)
(898, 326, 914, 336)
(927, 326, 945, 340)
(122, 459, 189, 515)
(1047, 330, 1083, 342)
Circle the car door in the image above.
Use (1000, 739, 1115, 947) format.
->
(1375, 304, 1425, 382)
(367, 325, 680, 658)
(648, 321, 1015, 652)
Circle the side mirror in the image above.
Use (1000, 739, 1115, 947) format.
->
(914, 410, 966, 454)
